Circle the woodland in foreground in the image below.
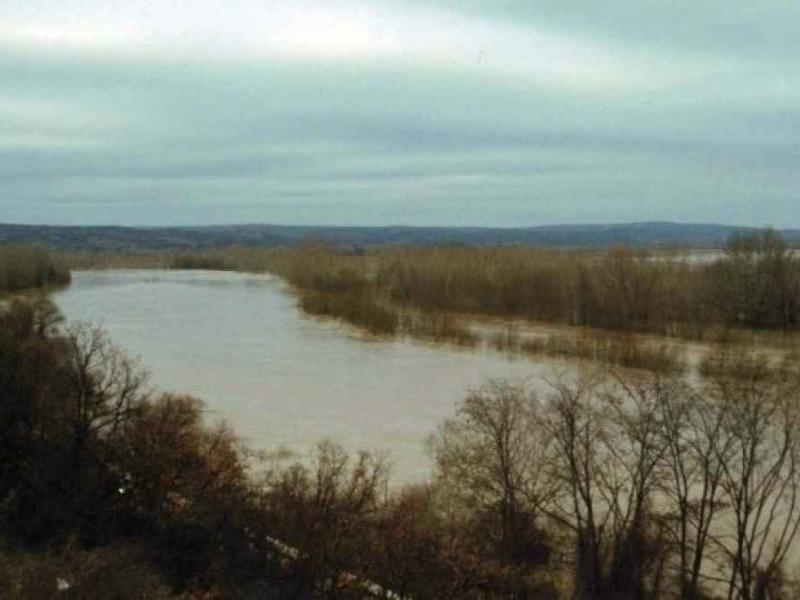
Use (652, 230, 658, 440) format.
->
(2, 294, 800, 599)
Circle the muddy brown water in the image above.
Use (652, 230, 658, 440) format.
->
(54, 270, 560, 484)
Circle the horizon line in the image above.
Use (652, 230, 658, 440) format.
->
(0, 220, 796, 231)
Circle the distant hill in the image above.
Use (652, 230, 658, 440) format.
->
(0, 222, 798, 251)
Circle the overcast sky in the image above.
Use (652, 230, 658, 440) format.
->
(1, 1, 798, 227)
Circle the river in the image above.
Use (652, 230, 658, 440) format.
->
(53, 270, 554, 484)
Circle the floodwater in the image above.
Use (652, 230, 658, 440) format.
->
(53, 270, 556, 484)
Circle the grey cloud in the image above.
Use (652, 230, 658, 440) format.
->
(0, 1, 798, 227)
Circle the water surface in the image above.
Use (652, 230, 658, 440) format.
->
(54, 270, 549, 483)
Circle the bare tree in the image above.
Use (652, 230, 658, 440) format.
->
(657, 377, 734, 600)
(540, 373, 607, 599)
(263, 441, 390, 598)
(706, 354, 800, 600)
(62, 323, 149, 461)
(429, 380, 555, 564)
(541, 372, 673, 600)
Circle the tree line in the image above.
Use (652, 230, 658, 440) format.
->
(0, 245, 71, 293)
(2, 296, 800, 598)
(378, 230, 800, 334)
(254, 230, 798, 339)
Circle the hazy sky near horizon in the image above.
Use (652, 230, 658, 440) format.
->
(1, 1, 798, 227)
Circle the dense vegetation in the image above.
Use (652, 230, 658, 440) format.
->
(0, 245, 70, 293)
(3, 296, 800, 599)
(256, 230, 800, 340)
